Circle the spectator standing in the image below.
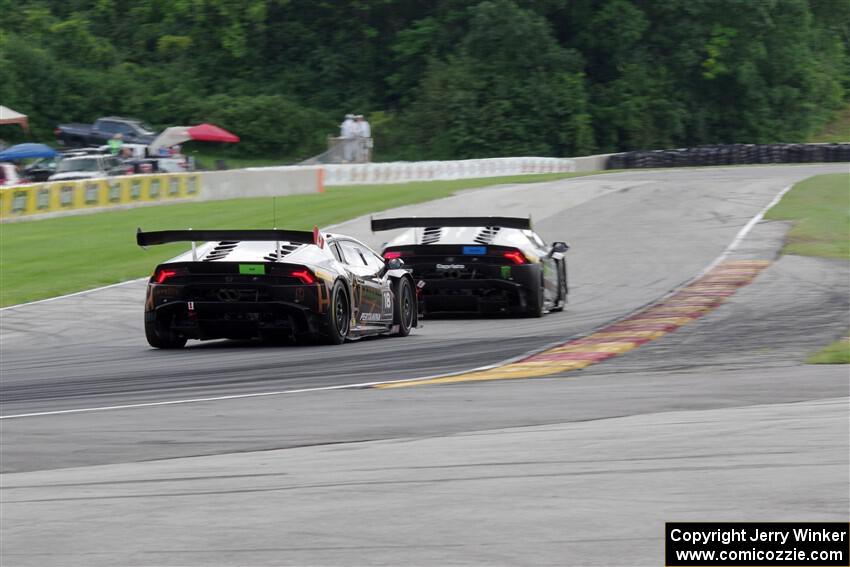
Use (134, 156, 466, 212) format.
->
(107, 133, 123, 155)
(354, 114, 372, 162)
(340, 114, 356, 162)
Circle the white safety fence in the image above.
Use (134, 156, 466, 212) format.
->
(2, 156, 598, 221)
(321, 157, 577, 186)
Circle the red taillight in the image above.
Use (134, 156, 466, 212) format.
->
(54, 128, 62, 137)
(291, 270, 315, 284)
(383, 251, 402, 259)
(126, 166, 135, 175)
(154, 269, 178, 283)
(503, 250, 527, 264)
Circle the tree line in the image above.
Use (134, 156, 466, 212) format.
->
(1, 0, 847, 161)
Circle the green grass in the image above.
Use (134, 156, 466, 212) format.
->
(763, 173, 849, 259)
(765, 173, 850, 364)
(807, 337, 850, 364)
(0, 171, 598, 306)
(809, 105, 850, 143)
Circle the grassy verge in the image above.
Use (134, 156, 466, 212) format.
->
(765, 173, 850, 363)
(763, 173, 849, 259)
(0, 171, 598, 306)
(807, 337, 850, 364)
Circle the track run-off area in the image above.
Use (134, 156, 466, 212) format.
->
(1, 164, 848, 566)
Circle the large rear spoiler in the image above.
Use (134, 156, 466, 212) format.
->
(370, 216, 531, 232)
(137, 228, 318, 247)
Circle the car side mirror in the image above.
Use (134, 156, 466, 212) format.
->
(386, 258, 404, 270)
(551, 241, 570, 254)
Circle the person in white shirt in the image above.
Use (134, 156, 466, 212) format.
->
(354, 114, 372, 162)
(340, 114, 356, 162)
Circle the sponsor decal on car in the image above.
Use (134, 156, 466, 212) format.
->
(238, 264, 265, 275)
(436, 264, 466, 270)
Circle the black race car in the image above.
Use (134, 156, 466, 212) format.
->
(372, 216, 569, 317)
(137, 228, 417, 348)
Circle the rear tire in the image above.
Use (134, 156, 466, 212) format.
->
(550, 261, 567, 313)
(525, 274, 544, 318)
(393, 277, 415, 337)
(145, 319, 187, 349)
(324, 281, 350, 345)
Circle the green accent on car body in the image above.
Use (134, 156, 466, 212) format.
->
(239, 264, 265, 275)
(501, 265, 512, 279)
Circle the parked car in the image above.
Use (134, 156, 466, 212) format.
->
(47, 154, 130, 181)
(55, 117, 157, 147)
(97, 143, 194, 173)
(23, 157, 59, 182)
(0, 162, 22, 186)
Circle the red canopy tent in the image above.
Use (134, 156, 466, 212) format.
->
(186, 123, 240, 143)
(150, 123, 240, 154)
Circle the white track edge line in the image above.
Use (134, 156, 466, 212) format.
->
(0, 183, 793, 419)
(0, 278, 147, 312)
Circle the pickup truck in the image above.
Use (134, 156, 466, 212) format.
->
(54, 117, 158, 147)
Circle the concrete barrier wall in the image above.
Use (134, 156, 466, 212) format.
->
(0, 167, 322, 221)
(321, 157, 577, 186)
(1, 156, 586, 222)
(202, 167, 322, 200)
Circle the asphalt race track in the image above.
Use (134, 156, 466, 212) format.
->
(1, 164, 848, 566)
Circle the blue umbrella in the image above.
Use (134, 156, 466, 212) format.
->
(0, 143, 58, 161)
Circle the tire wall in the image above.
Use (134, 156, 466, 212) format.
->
(605, 143, 850, 169)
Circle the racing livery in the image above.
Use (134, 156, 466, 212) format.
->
(372, 217, 569, 317)
(137, 228, 417, 348)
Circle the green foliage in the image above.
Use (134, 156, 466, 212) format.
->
(190, 94, 335, 158)
(0, 0, 848, 160)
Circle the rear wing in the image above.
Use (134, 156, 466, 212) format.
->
(370, 216, 531, 232)
(137, 228, 317, 247)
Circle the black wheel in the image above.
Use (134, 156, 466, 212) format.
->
(393, 277, 415, 337)
(145, 318, 187, 349)
(324, 280, 350, 345)
(525, 277, 544, 318)
(550, 261, 567, 312)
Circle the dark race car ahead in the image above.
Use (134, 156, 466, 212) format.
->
(372, 216, 569, 317)
(137, 228, 417, 348)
